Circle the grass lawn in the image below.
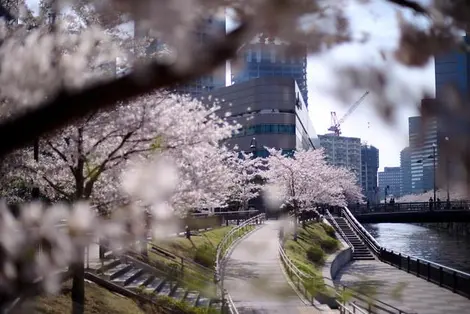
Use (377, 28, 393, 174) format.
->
(34, 281, 151, 314)
(34, 281, 219, 314)
(152, 225, 255, 268)
(283, 222, 340, 294)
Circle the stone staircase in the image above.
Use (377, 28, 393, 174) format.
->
(333, 217, 375, 261)
(91, 253, 222, 311)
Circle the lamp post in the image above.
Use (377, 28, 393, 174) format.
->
(416, 143, 437, 203)
(384, 185, 390, 204)
(445, 137, 450, 207)
(249, 137, 257, 159)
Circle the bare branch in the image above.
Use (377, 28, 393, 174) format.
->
(385, 0, 429, 15)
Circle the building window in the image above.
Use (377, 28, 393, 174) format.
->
(232, 124, 296, 137)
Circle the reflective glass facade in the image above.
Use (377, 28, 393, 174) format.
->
(232, 43, 308, 106)
(435, 35, 470, 100)
(200, 77, 319, 155)
(136, 17, 226, 98)
(409, 114, 438, 194)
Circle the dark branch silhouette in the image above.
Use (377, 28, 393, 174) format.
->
(0, 23, 248, 159)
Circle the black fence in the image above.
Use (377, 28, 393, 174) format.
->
(340, 206, 470, 299)
(349, 201, 470, 215)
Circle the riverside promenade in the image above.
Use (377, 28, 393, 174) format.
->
(335, 259, 470, 314)
(223, 220, 323, 313)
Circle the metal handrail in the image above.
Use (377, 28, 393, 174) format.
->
(278, 242, 367, 314)
(279, 223, 412, 314)
(325, 209, 355, 253)
(341, 207, 381, 254)
(343, 206, 470, 277)
(215, 213, 265, 313)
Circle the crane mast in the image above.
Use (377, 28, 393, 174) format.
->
(328, 91, 370, 136)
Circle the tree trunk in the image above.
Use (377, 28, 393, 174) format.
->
(71, 246, 85, 314)
(140, 236, 148, 257)
(293, 207, 298, 242)
(99, 238, 106, 260)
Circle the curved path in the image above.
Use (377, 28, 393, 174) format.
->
(223, 220, 319, 313)
(335, 260, 470, 314)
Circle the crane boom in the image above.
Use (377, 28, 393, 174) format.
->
(337, 91, 370, 125)
(327, 91, 369, 136)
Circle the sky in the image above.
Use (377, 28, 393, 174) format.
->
(25, 0, 433, 170)
(305, 0, 434, 171)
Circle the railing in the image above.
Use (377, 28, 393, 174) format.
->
(349, 201, 470, 215)
(325, 209, 354, 253)
(341, 206, 470, 299)
(215, 213, 265, 314)
(278, 242, 367, 314)
(280, 214, 413, 314)
(340, 207, 382, 255)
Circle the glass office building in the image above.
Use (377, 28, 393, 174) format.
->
(200, 77, 319, 156)
(435, 35, 470, 100)
(232, 42, 308, 107)
(135, 16, 226, 98)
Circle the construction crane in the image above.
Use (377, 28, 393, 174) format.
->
(328, 91, 370, 136)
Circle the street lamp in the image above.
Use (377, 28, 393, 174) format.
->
(249, 137, 257, 159)
(416, 143, 437, 203)
(384, 185, 390, 204)
(445, 137, 451, 208)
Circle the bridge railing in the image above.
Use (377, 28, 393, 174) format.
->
(349, 201, 470, 214)
(341, 206, 470, 299)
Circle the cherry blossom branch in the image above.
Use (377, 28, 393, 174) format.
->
(385, 0, 428, 15)
(0, 23, 248, 159)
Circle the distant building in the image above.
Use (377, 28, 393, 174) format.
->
(135, 16, 226, 98)
(361, 145, 379, 203)
(232, 39, 308, 106)
(378, 167, 401, 201)
(400, 147, 412, 196)
(200, 77, 320, 155)
(409, 112, 439, 194)
(434, 35, 470, 100)
(319, 135, 362, 185)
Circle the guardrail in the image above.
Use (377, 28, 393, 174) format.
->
(325, 209, 355, 253)
(341, 206, 470, 299)
(279, 215, 412, 314)
(278, 242, 367, 314)
(349, 201, 470, 215)
(215, 213, 265, 314)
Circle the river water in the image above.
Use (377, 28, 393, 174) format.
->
(363, 223, 470, 274)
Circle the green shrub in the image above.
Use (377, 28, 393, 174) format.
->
(306, 246, 325, 264)
(320, 223, 336, 238)
(320, 238, 339, 253)
(193, 244, 216, 268)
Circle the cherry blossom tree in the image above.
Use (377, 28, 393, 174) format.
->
(0, 92, 238, 312)
(2, 0, 470, 309)
(224, 150, 264, 222)
(261, 148, 363, 240)
(397, 184, 468, 203)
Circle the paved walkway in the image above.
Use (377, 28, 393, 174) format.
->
(223, 220, 308, 313)
(335, 260, 470, 314)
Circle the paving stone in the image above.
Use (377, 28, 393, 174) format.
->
(335, 260, 470, 314)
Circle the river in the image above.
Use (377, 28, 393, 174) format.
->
(363, 223, 470, 274)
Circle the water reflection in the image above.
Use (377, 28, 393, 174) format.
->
(363, 223, 470, 273)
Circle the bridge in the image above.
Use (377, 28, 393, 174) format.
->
(347, 201, 470, 223)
